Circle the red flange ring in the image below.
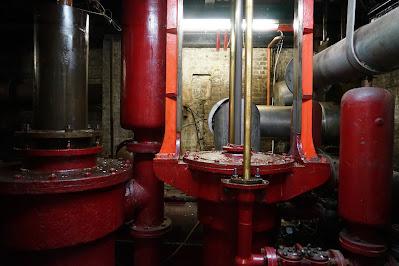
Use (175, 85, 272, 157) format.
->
(0, 158, 132, 195)
(127, 141, 161, 154)
(16, 146, 102, 157)
(16, 147, 103, 172)
(339, 229, 388, 257)
(130, 217, 172, 238)
(263, 246, 279, 266)
(183, 150, 294, 176)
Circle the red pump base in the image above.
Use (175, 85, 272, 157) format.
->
(2, 235, 116, 266)
(0, 149, 132, 266)
(154, 144, 332, 266)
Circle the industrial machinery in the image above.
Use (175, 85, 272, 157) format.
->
(0, 2, 133, 265)
(0, 0, 397, 265)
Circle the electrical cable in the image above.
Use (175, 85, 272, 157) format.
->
(162, 221, 200, 264)
(78, 0, 122, 32)
(272, 30, 284, 87)
(115, 139, 132, 157)
(185, 106, 205, 150)
(271, 31, 284, 153)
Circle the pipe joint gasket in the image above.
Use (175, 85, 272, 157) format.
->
(346, 0, 382, 75)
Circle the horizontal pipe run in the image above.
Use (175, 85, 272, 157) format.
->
(258, 103, 339, 142)
(313, 6, 399, 90)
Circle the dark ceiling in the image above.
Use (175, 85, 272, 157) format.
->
(0, 0, 395, 48)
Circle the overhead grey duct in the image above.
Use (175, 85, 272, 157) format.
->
(313, 6, 399, 90)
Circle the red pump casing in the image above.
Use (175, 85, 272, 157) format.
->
(339, 87, 394, 226)
(121, 0, 166, 142)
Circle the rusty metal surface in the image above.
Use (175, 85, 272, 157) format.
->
(155, 155, 330, 203)
(183, 149, 294, 175)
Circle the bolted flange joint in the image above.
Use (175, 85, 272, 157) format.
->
(130, 217, 172, 239)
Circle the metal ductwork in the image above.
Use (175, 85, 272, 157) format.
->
(313, 6, 399, 90)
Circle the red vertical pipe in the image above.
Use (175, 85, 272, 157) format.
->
(199, 200, 236, 266)
(122, 0, 167, 265)
(236, 202, 253, 259)
(223, 32, 228, 51)
(235, 192, 255, 266)
(338, 87, 393, 261)
(339, 87, 393, 227)
(203, 226, 236, 266)
(133, 154, 164, 228)
(300, 0, 317, 159)
(129, 151, 167, 266)
(216, 32, 221, 51)
(121, 0, 166, 142)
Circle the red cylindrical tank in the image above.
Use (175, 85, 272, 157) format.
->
(121, 0, 166, 142)
(339, 87, 394, 226)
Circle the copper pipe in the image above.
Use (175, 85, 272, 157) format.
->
(266, 48, 272, 105)
(229, 1, 237, 143)
(243, 0, 253, 180)
(57, 0, 73, 6)
(265, 36, 282, 106)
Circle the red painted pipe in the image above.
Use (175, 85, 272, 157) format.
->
(122, 0, 168, 265)
(129, 152, 168, 266)
(338, 87, 394, 261)
(198, 200, 278, 266)
(203, 226, 236, 266)
(199, 201, 236, 266)
(216, 32, 221, 51)
(339, 87, 393, 226)
(236, 203, 253, 260)
(134, 154, 164, 227)
(223, 32, 228, 51)
(236, 192, 256, 266)
(121, 0, 166, 143)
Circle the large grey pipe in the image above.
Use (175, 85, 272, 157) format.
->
(258, 102, 340, 143)
(210, 100, 339, 144)
(233, 0, 243, 143)
(313, 6, 399, 90)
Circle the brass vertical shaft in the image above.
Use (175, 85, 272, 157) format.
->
(243, 0, 253, 180)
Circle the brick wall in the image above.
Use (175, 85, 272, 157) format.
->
(372, 70, 399, 170)
(181, 48, 293, 152)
